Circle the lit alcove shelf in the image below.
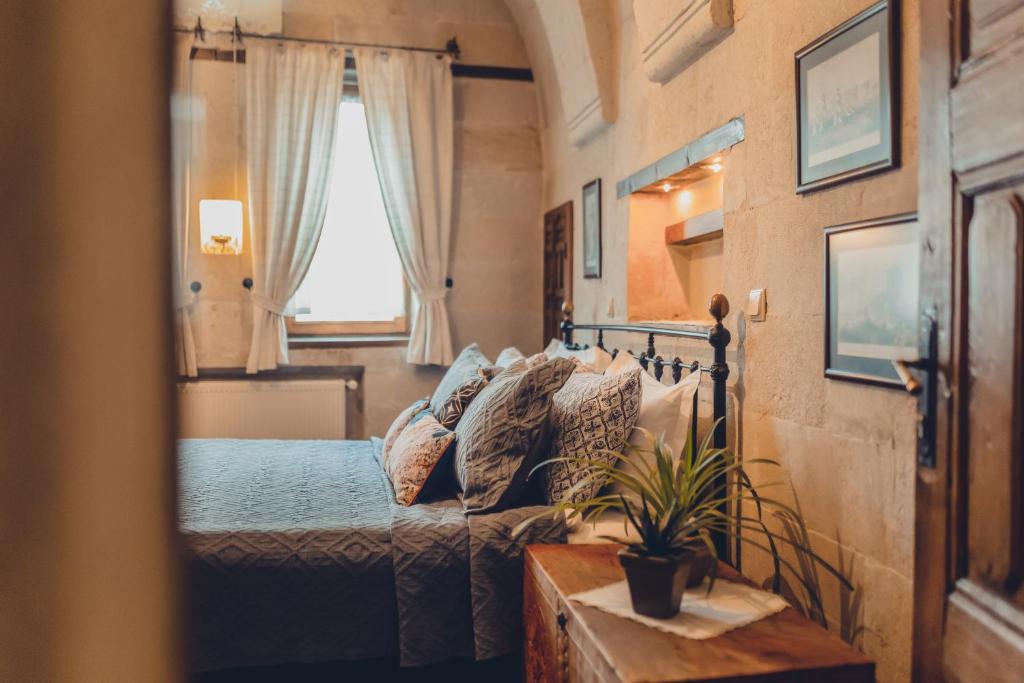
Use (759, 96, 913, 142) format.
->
(665, 208, 724, 246)
(621, 119, 741, 324)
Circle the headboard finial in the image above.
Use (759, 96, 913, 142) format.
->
(561, 301, 574, 318)
(709, 293, 730, 323)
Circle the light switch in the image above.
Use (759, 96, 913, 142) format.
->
(747, 288, 767, 322)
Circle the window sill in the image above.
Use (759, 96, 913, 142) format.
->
(288, 334, 410, 349)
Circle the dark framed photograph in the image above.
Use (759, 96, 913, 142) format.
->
(795, 0, 899, 193)
(825, 213, 919, 388)
(582, 178, 602, 278)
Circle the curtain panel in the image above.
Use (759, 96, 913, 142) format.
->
(355, 48, 455, 367)
(244, 41, 345, 373)
(171, 36, 199, 377)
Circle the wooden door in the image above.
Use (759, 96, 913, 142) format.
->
(544, 201, 573, 345)
(914, 1, 1024, 681)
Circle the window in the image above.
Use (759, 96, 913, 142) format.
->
(287, 100, 406, 336)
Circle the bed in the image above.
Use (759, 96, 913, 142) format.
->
(179, 294, 733, 673)
(179, 436, 564, 672)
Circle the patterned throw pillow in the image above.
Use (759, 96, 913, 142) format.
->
(542, 368, 643, 505)
(435, 372, 490, 429)
(382, 397, 429, 465)
(429, 343, 492, 415)
(454, 357, 576, 513)
(386, 411, 457, 506)
(525, 352, 549, 368)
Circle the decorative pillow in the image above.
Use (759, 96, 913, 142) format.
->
(549, 341, 614, 373)
(542, 368, 643, 505)
(386, 411, 457, 506)
(382, 397, 429, 465)
(495, 347, 526, 368)
(429, 343, 492, 415)
(526, 352, 549, 368)
(604, 351, 701, 458)
(435, 373, 490, 429)
(454, 357, 576, 513)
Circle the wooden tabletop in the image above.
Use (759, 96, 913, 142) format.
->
(526, 544, 874, 683)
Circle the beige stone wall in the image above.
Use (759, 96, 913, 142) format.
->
(182, 0, 543, 436)
(515, 1, 919, 681)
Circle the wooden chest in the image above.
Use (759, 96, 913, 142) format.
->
(523, 544, 874, 683)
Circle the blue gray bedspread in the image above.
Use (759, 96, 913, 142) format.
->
(178, 437, 564, 672)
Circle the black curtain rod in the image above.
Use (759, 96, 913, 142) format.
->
(172, 26, 459, 57)
(180, 29, 535, 81)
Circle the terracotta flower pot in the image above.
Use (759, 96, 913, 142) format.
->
(618, 549, 694, 619)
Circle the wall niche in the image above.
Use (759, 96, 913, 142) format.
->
(626, 158, 725, 323)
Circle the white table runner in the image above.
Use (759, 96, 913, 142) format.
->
(569, 578, 790, 640)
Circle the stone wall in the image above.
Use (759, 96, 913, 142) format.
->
(181, 0, 543, 436)
(512, 1, 919, 681)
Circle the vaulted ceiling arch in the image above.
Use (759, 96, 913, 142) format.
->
(503, 0, 617, 147)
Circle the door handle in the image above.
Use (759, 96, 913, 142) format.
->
(890, 313, 938, 468)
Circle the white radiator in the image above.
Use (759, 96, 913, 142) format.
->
(177, 380, 347, 440)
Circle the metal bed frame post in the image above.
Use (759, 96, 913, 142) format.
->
(559, 293, 734, 562)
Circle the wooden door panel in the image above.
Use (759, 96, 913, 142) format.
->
(964, 190, 1024, 597)
(968, 0, 1024, 58)
(944, 581, 1024, 683)
(952, 39, 1024, 172)
(918, 1, 1024, 679)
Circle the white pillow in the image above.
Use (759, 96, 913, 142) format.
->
(549, 341, 613, 373)
(495, 346, 526, 368)
(543, 338, 562, 356)
(604, 351, 701, 459)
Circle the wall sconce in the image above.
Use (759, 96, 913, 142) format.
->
(199, 199, 243, 255)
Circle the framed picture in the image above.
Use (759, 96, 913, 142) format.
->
(795, 0, 899, 193)
(582, 179, 602, 278)
(825, 213, 919, 388)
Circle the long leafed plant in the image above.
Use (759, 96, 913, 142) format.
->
(516, 421, 852, 599)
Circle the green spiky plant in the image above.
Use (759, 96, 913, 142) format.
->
(516, 421, 853, 599)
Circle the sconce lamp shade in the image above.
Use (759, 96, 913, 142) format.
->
(199, 199, 243, 255)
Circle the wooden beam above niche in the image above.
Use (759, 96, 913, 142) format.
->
(617, 116, 744, 198)
(633, 0, 734, 84)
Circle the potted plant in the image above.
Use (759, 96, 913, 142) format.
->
(518, 423, 852, 620)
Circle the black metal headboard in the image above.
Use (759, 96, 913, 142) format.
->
(559, 293, 733, 558)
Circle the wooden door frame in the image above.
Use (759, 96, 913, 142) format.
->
(543, 201, 573, 346)
(912, 0, 959, 680)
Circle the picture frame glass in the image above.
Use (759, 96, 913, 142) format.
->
(826, 216, 919, 386)
(797, 2, 894, 191)
(582, 180, 601, 278)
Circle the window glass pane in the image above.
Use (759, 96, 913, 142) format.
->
(292, 101, 404, 323)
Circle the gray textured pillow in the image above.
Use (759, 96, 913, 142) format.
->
(542, 368, 643, 505)
(429, 343, 492, 415)
(454, 357, 576, 513)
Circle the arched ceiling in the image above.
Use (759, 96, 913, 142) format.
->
(504, 0, 617, 147)
(504, 0, 735, 146)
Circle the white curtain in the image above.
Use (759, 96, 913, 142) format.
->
(355, 48, 455, 366)
(171, 36, 198, 376)
(245, 41, 345, 373)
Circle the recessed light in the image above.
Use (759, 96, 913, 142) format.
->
(660, 182, 673, 192)
(702, 163, 722, 173)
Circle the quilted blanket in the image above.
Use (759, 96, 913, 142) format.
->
(178, 437, 564, 672)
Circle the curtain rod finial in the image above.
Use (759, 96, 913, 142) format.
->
(445, 37, 460, 60)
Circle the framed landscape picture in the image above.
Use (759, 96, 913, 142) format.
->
(582, 178, 602, 278)
(795, 0, 899, 193)
(825, 213, 919, 388)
